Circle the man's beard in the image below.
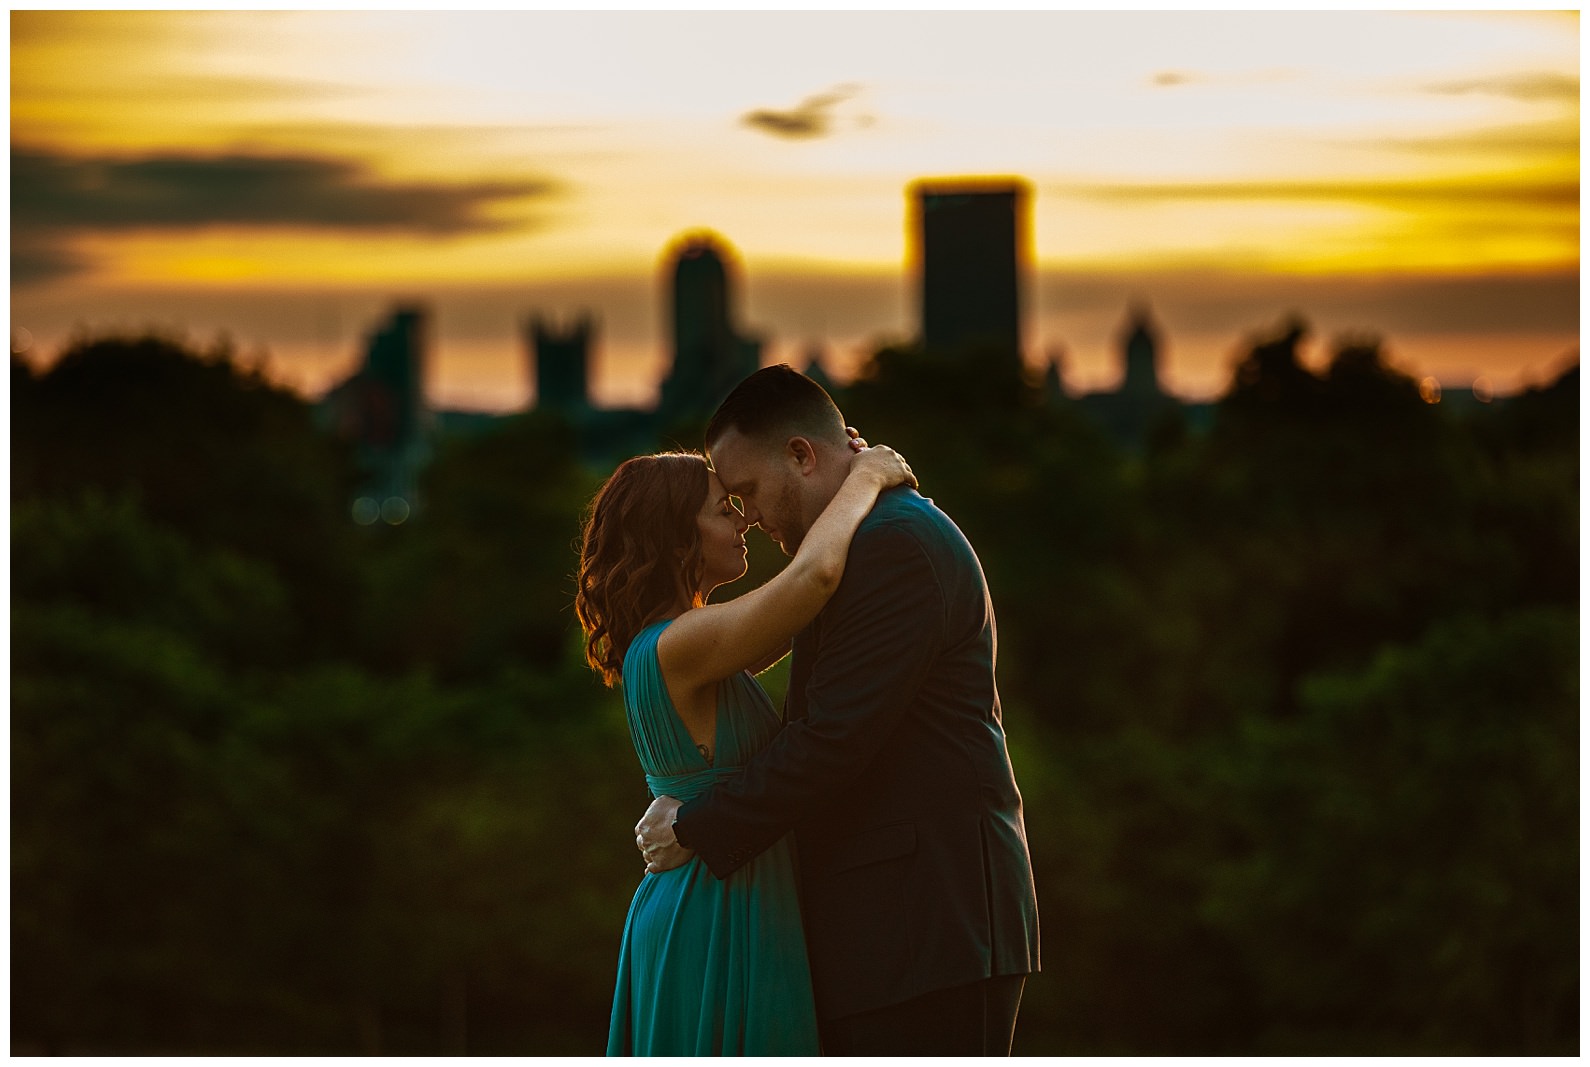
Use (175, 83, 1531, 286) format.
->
(769, 482, 806, 556)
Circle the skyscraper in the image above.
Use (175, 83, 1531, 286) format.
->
(1120, 303, 1164, 401)
(912, 179, 1030, 369)
(529, 311, 594, 415)
(323, 304, 431, 522)
(657, 233, 761, 420)
(364, 305, 427, 449)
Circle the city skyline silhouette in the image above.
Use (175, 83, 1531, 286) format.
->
(10, 10, 1578, 411)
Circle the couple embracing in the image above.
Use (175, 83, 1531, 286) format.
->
(575, 365, 1040, 1056)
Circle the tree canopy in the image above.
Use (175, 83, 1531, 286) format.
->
(11, 330, 1578, 1054)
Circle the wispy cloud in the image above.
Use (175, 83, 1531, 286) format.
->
(41, 72, 365, 110)
(11, 146, 558, 235)
(1370, 119, 1580, 161)
(1146, 67, 1297, 91)
(1425, 72, 1579, 103)
(1057, 175, 1578, 211)
(741, 84, 865, 141)
(1033, 264, 1580, 336)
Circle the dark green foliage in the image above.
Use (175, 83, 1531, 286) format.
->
(355, 410, 601, 680)
(1202, 607, 1578, 1053)
(13, 490, 295, 668)
(14, 334, 363, 659)
(10, 329, 1578, 1054)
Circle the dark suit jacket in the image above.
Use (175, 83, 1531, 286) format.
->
(675, 486, 1041, 1021)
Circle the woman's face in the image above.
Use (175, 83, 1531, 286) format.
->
(695, 470, 750, 593)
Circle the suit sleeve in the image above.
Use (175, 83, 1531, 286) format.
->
(674, 520, 943, 878)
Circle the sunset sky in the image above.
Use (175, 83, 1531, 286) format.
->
(10, 8, 1580, 411)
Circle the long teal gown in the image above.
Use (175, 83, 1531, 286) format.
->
(605, 620, 821, 1056)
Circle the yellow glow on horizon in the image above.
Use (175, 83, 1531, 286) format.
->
(87, 229, 647, 287)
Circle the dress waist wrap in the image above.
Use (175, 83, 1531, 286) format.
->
(646, 766, 736, 804)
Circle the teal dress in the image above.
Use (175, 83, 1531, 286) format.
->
(605, 620, 821, 1056)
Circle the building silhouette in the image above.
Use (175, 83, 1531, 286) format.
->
(912, 179, 1029, 370)
(1120, 303, 1165, 403)
(307, 173, 1553, 527)
(528, 311, 594, 416)
(656, 232, 763, 422)
(1042, 343, 1069, 406)
(364, 305, 427, 449)
(515, 231, 765, 461)
(322, 304, 432, 523)
(1070, 303, 1192, 448)
(800, 340, 836, 396)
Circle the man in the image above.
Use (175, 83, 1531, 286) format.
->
(635, 364, 1040, 1055)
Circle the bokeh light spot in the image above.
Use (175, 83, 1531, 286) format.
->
(352, 497, 381, 525)
(1419, 377, 1442, 404)
(381, 497, 412, 525)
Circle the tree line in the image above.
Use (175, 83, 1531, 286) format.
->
(10, 325, 1578, 1054)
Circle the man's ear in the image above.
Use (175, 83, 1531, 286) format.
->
(785, 436, 818, 475)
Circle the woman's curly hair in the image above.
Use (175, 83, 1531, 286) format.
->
(575, 451, 710, 687)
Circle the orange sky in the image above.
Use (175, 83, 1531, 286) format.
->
(10, 9, 1580, 410)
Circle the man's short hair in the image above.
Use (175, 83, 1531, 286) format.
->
(705, 364, 846, 450)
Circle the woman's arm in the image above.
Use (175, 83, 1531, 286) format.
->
(658, 446, 913, 691)
(658, 520, 945, 877)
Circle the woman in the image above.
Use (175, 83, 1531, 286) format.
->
(575, 441, 914, 1056)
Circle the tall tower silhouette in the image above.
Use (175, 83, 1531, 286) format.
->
(323, 303, 431, 521)
(1120, 303, 1164, 400)
(912, 179, 1029, 369)
(658, 233, 761, 419)
(528, 311, 593, 415)
(364, 305, 427, 449)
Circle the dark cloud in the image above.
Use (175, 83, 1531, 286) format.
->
(10, 145, 558, 235)
(1425, 72, 1579, 103)
(741, 84, 862, 141)
(10, 240, 91, 288)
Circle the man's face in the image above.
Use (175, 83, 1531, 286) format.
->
(708, 428, 808, 556)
